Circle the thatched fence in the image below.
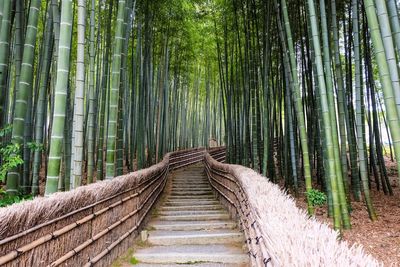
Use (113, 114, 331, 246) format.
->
(0, 147, 212, 267)
(2, 147, 377, 267)
(204, 153, 381, 267)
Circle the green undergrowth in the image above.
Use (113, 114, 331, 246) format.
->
(111, 248, 135, 267)
(129, 257, 139, 265)
(0, 188, 33, 207)
(306, 189, 327, 207)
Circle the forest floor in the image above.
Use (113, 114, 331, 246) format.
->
(294, 158, 400, 266)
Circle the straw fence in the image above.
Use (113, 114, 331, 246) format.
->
(0, 147, 209, 267)
(204, 153, 381, 267)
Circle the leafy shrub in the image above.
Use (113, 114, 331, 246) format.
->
(0, 125, 24, 207)
(0, 126, 43, 183)
(0, 143, 24, 182)
(0, 125, 42, 207)
(306, 189, 327, 207)
(0, 188, 33, 207)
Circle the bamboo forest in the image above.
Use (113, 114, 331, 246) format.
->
(0, 0, 399, 265)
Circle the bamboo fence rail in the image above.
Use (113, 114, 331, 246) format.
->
(0, 147, 214, 266)
(204, 152, 381, 267)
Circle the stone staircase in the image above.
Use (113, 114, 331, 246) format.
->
(132, 164, 249, 267)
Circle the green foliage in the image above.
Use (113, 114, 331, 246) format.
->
(0, 125, 36, 183)
(27, 142, 44, 152)
(0, 188, 33, 207)
(306, 189, 327, 207)
(129, 257, 139, 265)
(0, 143, 24, 183)
(0, 124, 12, 137)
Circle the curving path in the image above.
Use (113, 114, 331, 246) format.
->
(131, 164, 249, 267)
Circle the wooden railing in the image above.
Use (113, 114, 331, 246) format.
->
(0, 147, 217, 267)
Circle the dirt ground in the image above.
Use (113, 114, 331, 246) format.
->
(294, 159, 400, 266)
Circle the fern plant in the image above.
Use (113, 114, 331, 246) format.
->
(306, 189, 327, 207)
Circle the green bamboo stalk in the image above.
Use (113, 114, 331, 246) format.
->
(0, 0, 12, 129)
(32, 6, 53, 196)
(87, 0, 96, 183)
(71, 0, 86, 189)
(331, 0, 350, 199)
(0, 1, 3, 31)
(387, 0, 400, 58)
(45, 0, 74, 196)
(105, 0, 126, 179)
(307, 0, 342, 229)
(354, 0, 377, 220)
(97, 0, 113, 180)
(6, 0, 41, 194)
(319, 0, 350, 229)
(375, 0, 400, 122)
(364, 0, 400, 185)
(280, 0, 314, 213)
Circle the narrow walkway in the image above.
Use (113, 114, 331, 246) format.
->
(132, 164, 249, 266)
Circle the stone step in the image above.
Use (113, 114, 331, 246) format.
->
(167, 194, 214, 198)
(172, 180, 209, 184)
(172, 178, 208, 180)
(170, 188, 212, 192)
(134, 244, 248, 265)
(165, 200, 214, 204)
(164, 200, 220, 206)
(173, 174, 206, 176)
(171, 184, 210, 187)
(170, 191, 213, 196)
(147, 230, 244, 245)
(160, 204, 222, 211)
(158, 210, 226, 216)
(133, 263, 247, 267)
(157, 213, 230, 221)
(166, 196, 215, 201)
(171, 183, 210, 187)
(149, 220, 237, 231)
(172, 180, 209, 183)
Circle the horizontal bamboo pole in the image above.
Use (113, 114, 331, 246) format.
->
(0, 165, 168, 247)
(0, 171, 168, 265)
(0, 148, 214, 266)
(84, 176, 168, 266)
(50, 166, 170, 266)
(204, 157, 270, 266)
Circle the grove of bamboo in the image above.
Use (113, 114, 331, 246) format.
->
(0, 0, 399, 231)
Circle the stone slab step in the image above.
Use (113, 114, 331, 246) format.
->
(149, 220, 237, 231)
(134, 244, 248, 265)
(170, 191, 213, 196)
(171, 185, 211, 188)
(160, 204, 222, 211)
(172, 179, 210, 184)
(148, 230, 243, 246)
(164, 200, 220, 206)
(159, 210, 227, 216)
(165, 199, 214, 203)
(133, 263, 247, 267)
(172, 181, 209, 184)
(172, 178, 208, 181)
(171, 183, 210, 187)
(167, 195, 214, 199)
(170, 188, 212, 192)
(157, 213, 230, 221)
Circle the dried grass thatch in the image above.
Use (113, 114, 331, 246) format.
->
(0, 148, 219, 266)
(205, 153, 381, 267)
(0, 153, 170, 241)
